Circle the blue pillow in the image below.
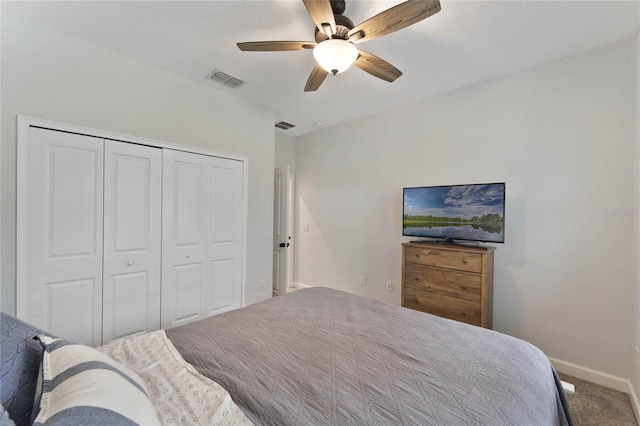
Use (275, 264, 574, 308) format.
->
(0, 313, 45, 426)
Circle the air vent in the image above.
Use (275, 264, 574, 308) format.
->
(206, 69, 245, 88)
(275, 121, 296, 130)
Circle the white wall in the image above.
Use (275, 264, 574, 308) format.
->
(295, 37, 637, 380)
(632, 29, 640, 409)
(1, 14, 276, 314)
(275, 132, 296, 172)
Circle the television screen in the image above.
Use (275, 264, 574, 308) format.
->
(403, 182, 505, 243)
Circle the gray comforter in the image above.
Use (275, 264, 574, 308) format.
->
(166, 287, 572, 426)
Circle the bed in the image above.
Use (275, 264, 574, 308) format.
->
(1, 287, 573, 425)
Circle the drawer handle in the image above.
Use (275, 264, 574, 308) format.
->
(186, 253, 192, 259)
(126, 261, 133, 267)
(461, 285, 467, 290)
(460, 311, 467, 316)
(462, 260, 468, 264)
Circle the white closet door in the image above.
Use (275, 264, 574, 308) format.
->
(162, 149, 208, 328)
(162, 150, 243, 329)
(20, 128, 104, 346)
(102, 140, 162, 342)
(205, 156, 243, 316)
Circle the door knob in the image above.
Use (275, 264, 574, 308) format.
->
(279, 243, 286, 248)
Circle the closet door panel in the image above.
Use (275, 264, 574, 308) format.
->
(162, 149, 208, 328)
(175, 165, 206, 246)
(22, 128, 104, 347)
(209, 259, 235, 313)
(173, 263, 204, 323)
(47, 278, 97, 344)
(210, 166, 236, 243)
(162, 150, 243, 328)
(104, 272, 151, 338)
(205, 159, 244, 315)
(102, 140, 162, 342)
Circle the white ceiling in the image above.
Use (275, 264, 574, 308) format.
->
(4, 0, 639, 136)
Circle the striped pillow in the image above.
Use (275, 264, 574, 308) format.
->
(32, 335, 160, 425)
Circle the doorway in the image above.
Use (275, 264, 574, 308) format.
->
(273, 166, 294, 296)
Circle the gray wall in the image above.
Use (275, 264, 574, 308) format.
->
(1, 14, 276, 313)
(295, 37, 637, 382)
(275, 132, 296, 173)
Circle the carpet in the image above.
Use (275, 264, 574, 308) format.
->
(559, 373, 638, 426)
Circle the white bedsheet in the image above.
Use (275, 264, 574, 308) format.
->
(99, 330, 253, 425)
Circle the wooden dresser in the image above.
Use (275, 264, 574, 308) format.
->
(401, 242, 495, 328)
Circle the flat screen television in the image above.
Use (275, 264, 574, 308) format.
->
(403, 182, 505, 243)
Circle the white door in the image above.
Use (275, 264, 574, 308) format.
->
(19, 128, 104, 346)
(162, 149, 244, 328)
(102, 140, 162, 342)
(204, 157, 244, 316)
(272, 167, 290, 296)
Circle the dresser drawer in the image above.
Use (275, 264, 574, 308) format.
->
(404, 263, 481, 302)
(405, 246, 482, 273)
(403, 284, 481, 326)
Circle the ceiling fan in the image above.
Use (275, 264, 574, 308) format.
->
(237, 0, 441, 92)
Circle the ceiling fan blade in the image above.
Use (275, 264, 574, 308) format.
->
(302, 0, 336, 38)
(348, 0, 441, 43)
(237, 41, 316, 51)
(354, 50, 402, 82)
(304, 64, 329, 92)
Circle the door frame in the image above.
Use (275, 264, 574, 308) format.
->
(286, 172, 295, 291)
(16, 115, 249, 313)
(272, 166, 296, 296)
(273, 166, 288, 296)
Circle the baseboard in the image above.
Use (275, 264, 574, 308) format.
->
(549, 357, 640, 422)
(630, 382, 640, 423)
(290, 282, 311, 290)
(549, 357, 629, 392)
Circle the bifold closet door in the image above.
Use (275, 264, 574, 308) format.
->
(162, 149, 244, 329)
(102, 140, 162, 342)
(20, 128, 104, 347)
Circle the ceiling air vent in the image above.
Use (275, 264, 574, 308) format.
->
(207, 69, 245, 88)
(275, 121, 296, 130)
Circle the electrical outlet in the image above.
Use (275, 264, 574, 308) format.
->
(303, 223, 310, 231)
(360, 276, 366, 286)
(386, 281, 393, 292)
(259, 280, 265, 290)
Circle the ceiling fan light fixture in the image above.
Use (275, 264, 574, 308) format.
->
(313, 39, 358, 75)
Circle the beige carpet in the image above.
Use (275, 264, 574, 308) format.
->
(559, 373, 638, 426)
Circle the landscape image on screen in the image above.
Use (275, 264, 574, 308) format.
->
(403, 183, 505, 242)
